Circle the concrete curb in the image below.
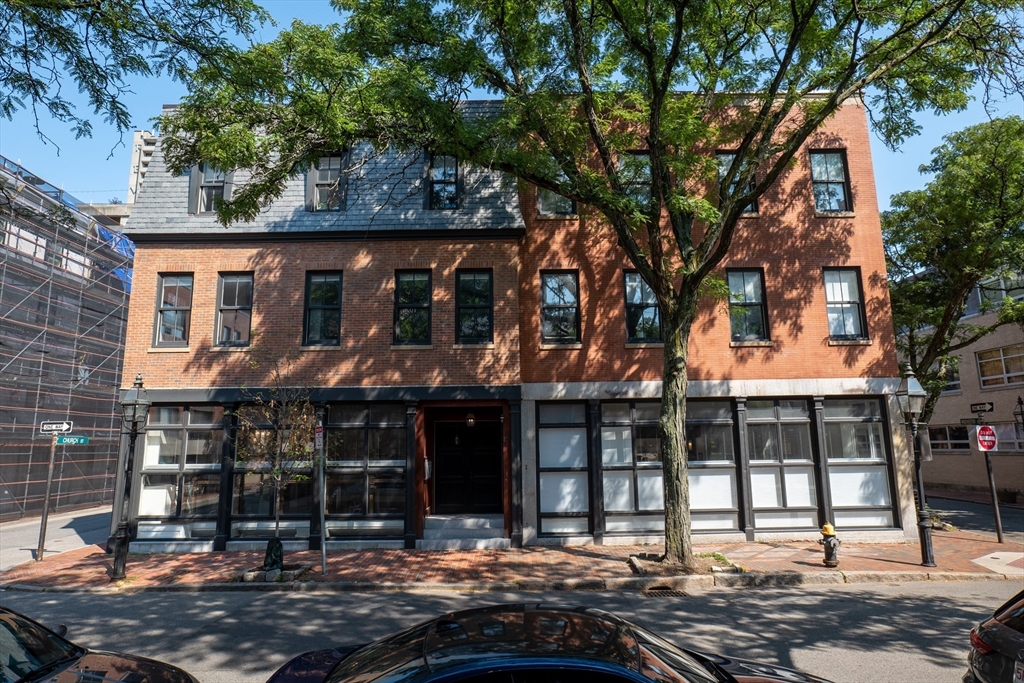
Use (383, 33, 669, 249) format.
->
(0, 569, 1011, 594)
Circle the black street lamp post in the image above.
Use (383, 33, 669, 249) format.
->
(112, 373, 150, 581)
(896, 364, 935, 567)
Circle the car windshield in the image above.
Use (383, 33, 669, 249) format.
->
(0, 612, 80, 683)
(995, 592, 1024, 634)
(628, 625, 718, 683)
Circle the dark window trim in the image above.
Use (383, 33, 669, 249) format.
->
(536, 183, 577, 217)
(822, 267, 868, 341)
(618, 150, 651, 205)
(427, 152, 459, 210)
(303, 271, 343, 347)
(187, 163, 233, 215)
(727, 268, 770, 342)
(305, 152, 349, 213)
(540, 270, 581, 344)
(153, 272, 193, 348)
(809, 149, 853, 213)
(215, 272, 254, 347)
(455, 268, 494, 344)
(598, 400, 664, 519)
(623, 270, 663, 343)
(394, 269, 432, 345)
(716, 151, 759, 214)
(535, 401, 592, 535)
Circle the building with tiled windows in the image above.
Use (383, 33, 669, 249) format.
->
(115, 97, 919, 553)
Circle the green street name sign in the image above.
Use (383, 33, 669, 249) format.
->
(56, 436, 89, 445)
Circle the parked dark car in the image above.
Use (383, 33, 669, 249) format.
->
(0, 606, 199, 683)
(965, 589, 1024, 683)
(267, 604, 832, 683)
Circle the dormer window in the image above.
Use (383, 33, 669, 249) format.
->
(187, 163, 232, 214)
(428, 153, 458, 209)
(306, 155, 346, 212)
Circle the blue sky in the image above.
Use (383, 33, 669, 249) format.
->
(0, 1, 1020, 211)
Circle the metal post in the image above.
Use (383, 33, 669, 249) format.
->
(318, 410, 327, 575)
(910, 421, 936, 567)
(111, 423, 139, 581)
(983, 450, 1005, 543)
(35, 434, 58, 562)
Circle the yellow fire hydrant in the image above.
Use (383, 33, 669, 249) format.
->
(818, 522, 841, 567)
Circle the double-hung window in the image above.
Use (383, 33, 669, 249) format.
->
(198, 163, 225, 213)
(618, 152, 651, 206)
(455, 269, 493, 344)
(217, 273, 253, 346)
(623, 271, 662, 342)
(823, 268, 867, 340)
(540, 271, 580, 344)
(307, 155, 346, 212)
(977, 344, 1024, 387)
(809, 151, 852, 212)
(303, 272, 342, 346)
(537, 172, 576, 216)
(727, 270, 768, 342)
(394, 271, 431, 344)
(717, 152, 758, 214)
(155, 273, 193, 347)
(428, 154, 458, 209)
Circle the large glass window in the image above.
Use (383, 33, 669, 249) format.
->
(977, 343, 1024, 387)
(823, 269, 866, 340)
(394, 271, 432, 344)
(537, 403, 590, 535)
(217, 273, 253, 346)
(428, 154, 458, 209)
(139, 406, 223, 520)
(823, 398, 894, 528)
(456, 270, 493, 344)
(624, 272, 662, 343)
(685, 401, 738, 531)
(600, 402, 664, 534)
(727, 270, 768, 342)
(324, 403, 407, 527)
(303, 272, 342, 346)
(746, 400, 819, 529)
(154, 274, 193, 347)
(927, 425, 970, 451)
(809, 151, 851, 212)
(540, 271, 580, 343)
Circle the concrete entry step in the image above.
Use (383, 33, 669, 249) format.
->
(423, 514, 504, 531)
(415, 537, 512, 550)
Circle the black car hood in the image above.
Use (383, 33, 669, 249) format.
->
(265, 646, 363, 683)
(42, 651, 196, 683)
(699, 652, 834, 683)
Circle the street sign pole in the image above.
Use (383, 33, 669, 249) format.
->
(975, 425, 1003, 543)
(35, 434, 59, 562)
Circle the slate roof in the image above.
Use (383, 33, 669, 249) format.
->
(125, 109, 524, 237)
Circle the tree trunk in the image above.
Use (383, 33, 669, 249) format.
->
(274, 482, 281, 538)
(661, 300, 695, 566)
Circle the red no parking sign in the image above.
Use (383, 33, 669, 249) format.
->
(976, 425, 998, 451)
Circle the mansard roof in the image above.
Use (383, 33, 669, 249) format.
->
(125, 137, 524, 241)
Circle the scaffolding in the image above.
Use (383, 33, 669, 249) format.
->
(0, 155, 134, 521)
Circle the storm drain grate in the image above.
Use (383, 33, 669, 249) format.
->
(643, 588, 689, 598)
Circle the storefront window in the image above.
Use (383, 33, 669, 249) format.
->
(822, 397, 894, 528)
(600, 401, 664, 534)
(685, 400, 738, 531)
(746, 399, 819, 529)
(537, 403, 590, 535)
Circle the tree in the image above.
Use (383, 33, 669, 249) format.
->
(233, 349, 318, 538)
(160, 0, 1024, 566)
(884, 116, 1024, 421)
(0, 0, 267, 147)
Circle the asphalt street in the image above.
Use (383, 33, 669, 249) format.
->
(927, 496, 1024, 543)
(2, 581, 1019, 683)
(0, 506, 111, 571)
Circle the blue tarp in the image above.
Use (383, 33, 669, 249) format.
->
(94, 225, 135, 293)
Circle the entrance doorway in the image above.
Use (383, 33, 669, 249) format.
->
(433, 421, 502, 514)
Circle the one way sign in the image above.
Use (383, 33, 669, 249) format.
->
(40, 421, 73, 433)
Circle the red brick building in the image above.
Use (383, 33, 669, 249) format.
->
(114, 97, 917, 552)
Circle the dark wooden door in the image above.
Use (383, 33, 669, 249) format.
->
(434, 421, 502, 514)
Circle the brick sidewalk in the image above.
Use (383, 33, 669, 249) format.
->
(1, 529, 1021, 590)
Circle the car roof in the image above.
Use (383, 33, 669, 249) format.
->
(422, 605, 641, 674)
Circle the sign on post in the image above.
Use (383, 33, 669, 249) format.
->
(960, 418, 982, 425)
(314, 425, 324, 451)
(976, 425, 998, 451)
(56, 436, 89, 445)
(970, 402, 995, 413)
(39, 421, 73, 433)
